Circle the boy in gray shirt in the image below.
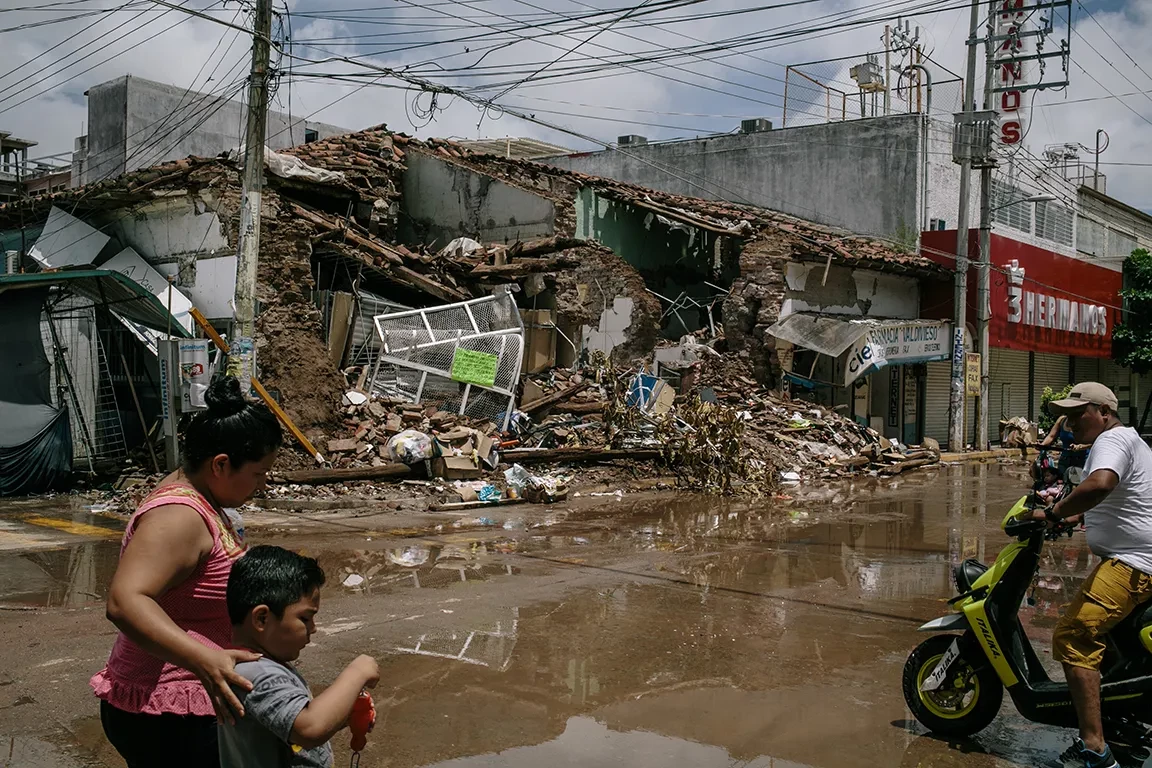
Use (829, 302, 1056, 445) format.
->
(220, 546, 379, 768)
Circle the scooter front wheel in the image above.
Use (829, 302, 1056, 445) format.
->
(902, 634, 1003, 737)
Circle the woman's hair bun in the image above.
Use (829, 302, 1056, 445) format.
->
(203, 376, 248, 418)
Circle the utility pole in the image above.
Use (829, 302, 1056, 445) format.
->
(948, 0, 982, 453)
(884, 25, 892, 116)
(233, 0, 272, 379)
(976, 4, 995, 452)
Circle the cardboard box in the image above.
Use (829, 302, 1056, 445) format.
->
(431, 455, 483, 479)
(520, 309, 557, 374)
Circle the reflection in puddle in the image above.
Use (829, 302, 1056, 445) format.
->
(305, 541, 522, 595)
(422, 716, 815, 768)
(0, 541, 120, 607)
(395, 607, 519, 670)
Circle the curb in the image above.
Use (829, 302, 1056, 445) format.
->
(939, 448, 1035, 462)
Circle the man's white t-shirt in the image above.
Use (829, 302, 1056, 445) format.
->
(1083, 426, 1152, 575)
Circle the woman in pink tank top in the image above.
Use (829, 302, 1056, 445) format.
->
(91, 377, 283, 768)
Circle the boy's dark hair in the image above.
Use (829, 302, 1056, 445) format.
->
(227, 545, 326, 626)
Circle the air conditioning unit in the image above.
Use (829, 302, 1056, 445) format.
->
(740, 118, 773, 134)
(617, 135, 648, 147)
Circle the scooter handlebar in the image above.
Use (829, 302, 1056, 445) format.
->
(1044, 520, 1078, 540)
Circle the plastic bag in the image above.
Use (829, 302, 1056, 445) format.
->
(386, 430, 434, 464)
(504, 464, 532, 496)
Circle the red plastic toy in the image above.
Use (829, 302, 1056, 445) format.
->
(349, 691, 376, 766)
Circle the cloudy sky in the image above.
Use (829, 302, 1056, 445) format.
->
(1, 0, 1148, 209)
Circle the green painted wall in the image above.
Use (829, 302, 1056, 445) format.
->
(575, 188, 739, 337)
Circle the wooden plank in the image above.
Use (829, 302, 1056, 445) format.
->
(271, 463, 411, 485)
(251, 378, 324, 465)
(432, 498, 528, 512)
(469, 256, 579, 278)
(500, 447, 661, 464)
(190, 307, 229, 353)
(391, 263, 469, 302)
(552, 400, 606, 414)
(507, 236, 587, 259)
(519, 381, 590, 414)
(878, 457, 938, 476)
(290, 203, 403, 265)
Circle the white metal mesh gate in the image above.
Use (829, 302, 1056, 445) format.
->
(41, 298, 127, 465)
(371, 291, 524, 429)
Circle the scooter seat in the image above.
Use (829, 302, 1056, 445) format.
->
(956, 558, 989, 592)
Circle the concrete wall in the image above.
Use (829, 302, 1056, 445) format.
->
(86, 77, 129, 183)
(83, 76, 348, 183)
(782, 262, 919, 319)
(400, 151, 558, 247)
(546, 115, 925, 242)
(1077, 188, 1152, 268)
(94, 192, 235, 319)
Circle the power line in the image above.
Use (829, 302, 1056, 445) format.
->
(294, 0, 970, 116)
(439, 0, 970, 97)
(0, 1, 209, 114)
(0, 0, 141, 85)
(121, 4, 250, 170)
(1075, 0, 1152, 91)
(488, 0, 661, 103)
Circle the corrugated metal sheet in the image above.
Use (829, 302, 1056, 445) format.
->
(1099, 359, 1134, 422)
(1073, 357, 1101, 384)
(988, 348, 1029, 445)
(1032, 353, 1070, 422)
(924, 361, 974, 446)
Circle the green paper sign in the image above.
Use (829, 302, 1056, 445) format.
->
(450, 348, 498, 388)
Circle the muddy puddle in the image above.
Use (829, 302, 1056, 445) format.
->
(0, 498, 123, 608)
(0, 462, 1106, 768)
(309, 462, 1094, 768)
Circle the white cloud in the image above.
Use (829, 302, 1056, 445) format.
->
(1, 0, 1149, 209)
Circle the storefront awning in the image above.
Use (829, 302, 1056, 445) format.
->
(0, 269, 191, 336)
(767, 314, 872, 358)
(768, 313, 951, 386)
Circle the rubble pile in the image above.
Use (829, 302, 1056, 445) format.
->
(296, 352, 940, 500)
(323, 394, 503, 476)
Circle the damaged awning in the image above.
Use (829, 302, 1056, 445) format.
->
(768, 313, 950, 386)
(0, 270, 192, 336)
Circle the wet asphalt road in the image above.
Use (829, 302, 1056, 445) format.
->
(0, 462, 1105, 767)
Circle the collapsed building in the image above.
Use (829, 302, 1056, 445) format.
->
(0, 124, 953, 495)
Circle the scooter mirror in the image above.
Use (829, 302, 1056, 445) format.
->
(1066, 466, 1085, 486)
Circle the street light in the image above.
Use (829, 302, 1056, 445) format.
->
(990, 193, 1057, 212)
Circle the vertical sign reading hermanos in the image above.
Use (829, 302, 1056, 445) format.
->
(996, 0, 1027, 145)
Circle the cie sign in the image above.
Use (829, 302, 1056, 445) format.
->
(997, 0, 1026, 145)
(1006, 260, 1108, 336)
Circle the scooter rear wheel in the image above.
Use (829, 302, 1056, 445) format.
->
(902, 634, 1003, 737)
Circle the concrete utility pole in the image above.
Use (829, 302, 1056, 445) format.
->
(975, 5, 995, 452)
(233, 0, 272, 373)
(948, 0, 982, 453)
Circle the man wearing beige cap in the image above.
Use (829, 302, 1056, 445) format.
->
(1036, 382, 1152, 768)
